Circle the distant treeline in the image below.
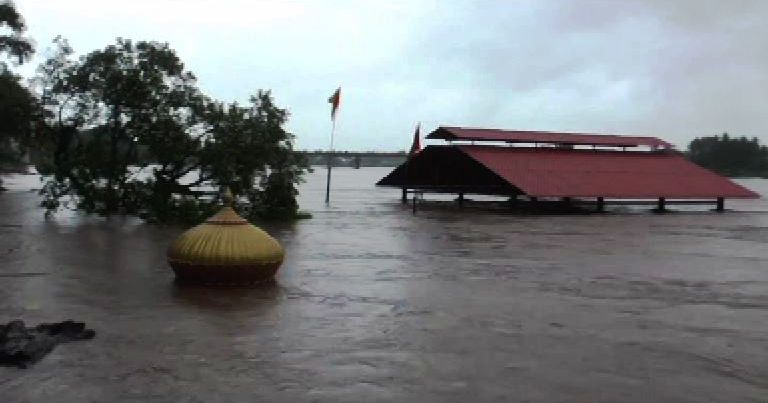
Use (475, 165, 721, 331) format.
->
(687, 133, 768, 178)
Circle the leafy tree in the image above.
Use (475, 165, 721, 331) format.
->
(197, 91, 307, 221)
(0, 70, 37, 173)
(687, 133, 768, 177)
(0, 1, 36, 189)
(36, 38, 307, 222)
(30, 37, 81, 182)
(36, 38, 204, 215)
(0, 1, 33, 65)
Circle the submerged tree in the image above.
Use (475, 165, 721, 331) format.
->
(35, 38, 203, 215)
(35, 38, 307, 222)
(0, 70, 37, 176)
(197, 91, 307, 221)
(0, 1, 37, 189)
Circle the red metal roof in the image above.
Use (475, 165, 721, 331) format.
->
(428, 127, 674, 149)
(458, 145, 759, 198)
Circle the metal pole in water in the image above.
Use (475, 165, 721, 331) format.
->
(325, 120, 336, 204)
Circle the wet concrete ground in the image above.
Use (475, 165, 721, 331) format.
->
(1, 168, 767, 402)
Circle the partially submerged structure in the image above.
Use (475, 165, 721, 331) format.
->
(377, 127, 759, 212)
(167, 188, 284, 285)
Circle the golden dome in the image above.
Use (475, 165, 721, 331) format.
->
(167, 189, 284, 285)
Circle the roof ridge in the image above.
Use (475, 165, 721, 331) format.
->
(428, 126, 673, 148)
(439, 126, 663, 139)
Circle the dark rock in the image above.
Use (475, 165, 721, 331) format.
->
(0, 320, 95, 368)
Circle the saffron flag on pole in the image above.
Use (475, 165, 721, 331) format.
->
(328, 87, 341, 120)
(408, 123, 421, 157)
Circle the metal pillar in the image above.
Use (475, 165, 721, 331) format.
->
(656, 197, 666, 212)
(412, 192, 417, 215)
(596, 197, 605, 213)
(401, 188, 408, 204)
(324, 153, 332, 204)
(716, 197, 725, 212)
(458, 192, 464, 208)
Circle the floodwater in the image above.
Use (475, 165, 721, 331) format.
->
(1, 168, 767, 402)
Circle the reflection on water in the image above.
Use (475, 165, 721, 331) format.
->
(170, 280, 284, 311)
(1, 168, 767, 402)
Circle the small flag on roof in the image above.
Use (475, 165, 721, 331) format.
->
(328, 87, 341, 121)
(409, 123, 421, 157)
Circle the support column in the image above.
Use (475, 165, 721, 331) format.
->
(596, 197, 605, 213)
(401, 188, 408, 204)
(458, 192, 464, 208)
(716, 197, 725, 212)
(508, 195, 518, 209)
(656, 197, 666, 212)
(412, 192, 417, 215)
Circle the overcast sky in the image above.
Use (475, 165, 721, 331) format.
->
(11, 0, 768, 150)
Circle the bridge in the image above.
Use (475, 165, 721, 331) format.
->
(299, 151, 407, 168)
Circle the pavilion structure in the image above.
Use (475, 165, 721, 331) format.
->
(376, 127, 759, 212)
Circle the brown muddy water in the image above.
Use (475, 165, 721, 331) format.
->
(1, 168, 767, 402)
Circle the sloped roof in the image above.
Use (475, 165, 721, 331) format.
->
(427, 127, 673, 149)
(376, 146, 521, 195)
(377, 145, 759, 199)
(458, 145, 758, 198)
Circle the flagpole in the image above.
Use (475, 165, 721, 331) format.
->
(325, 118, 336, 204)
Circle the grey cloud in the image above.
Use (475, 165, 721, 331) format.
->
(14, 0, 768, 150)
(383, 0, 768, 148)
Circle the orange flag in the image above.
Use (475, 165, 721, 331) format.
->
(328, 87, 341, 120)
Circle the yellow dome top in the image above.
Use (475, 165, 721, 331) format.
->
(167, 189, 284, 285)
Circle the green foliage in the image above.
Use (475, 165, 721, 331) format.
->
(35, 38, 201, 216)
(687, 133, 768, 178)
(0, 1, 33, 65)
(0, 1, 36, 189)
(0, 70, 37, 169)
(36, 38, 307, 223)
(196, 91, 307, 221)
